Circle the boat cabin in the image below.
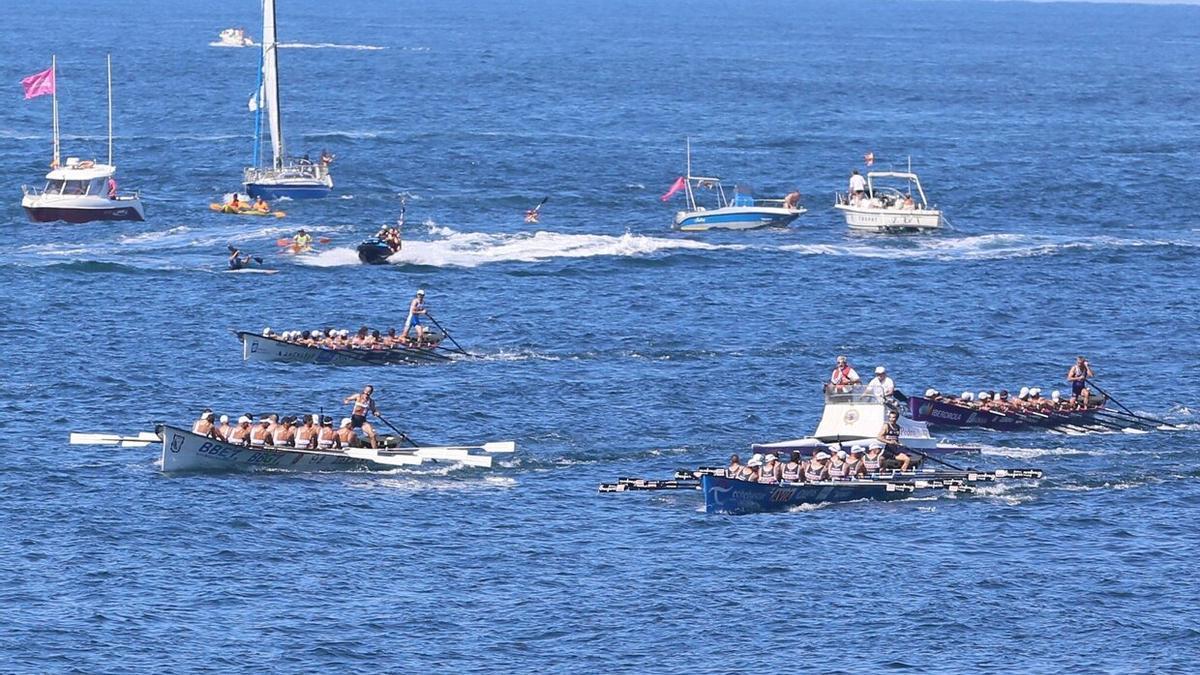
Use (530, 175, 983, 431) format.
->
(813, 385, 929, 443)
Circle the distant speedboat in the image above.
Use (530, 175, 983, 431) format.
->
(20, 55, 144, 223)
(666, 138, 805, 232)
(243, 0, 333, 200)
(214, 27, 254, 47)
(834, 166, 943, 233)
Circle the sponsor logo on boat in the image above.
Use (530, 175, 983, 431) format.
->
(170, 433, 185, 453)
(929, 408, 966, 422)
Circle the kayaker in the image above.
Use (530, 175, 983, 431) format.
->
(1067, 356, 1094, 406)
(404, 289, 428, 342)
(225, 193, 243, 213)
(253, 196, 270, 213)
(227, 245, 251, 270)
(293, 229, 313, 250)
(342, 385, 379, 449)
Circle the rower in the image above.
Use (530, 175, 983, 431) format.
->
(742, 454, 763, 482)
(864, 366, 895, 399)
(293, 229, 313, 251)
(192, 409, 218, 438)
(404, 289, 428, 343)
(863, 442, 886, 473)
(294, 415, 318, 449)
(217, 414, 232, 440)
(316, 417, 337, 450)
(759, 454, 781, 484)
(228, 416, 252, 446)
(780, 450, 803, 482)
(343, 385, 379, 449)
(877, 409, 912, 471)
(726, 454, 743, 478)
(249, 419, 272, 448)
(805, 451, 830, 481)
(829, 355, 860, 392)
(826, 450, 849, 480)
(845, 446, 867, 478)
(1067, 356, 1094, 406)
(264, 413, 279, 440)
(336, 418, 359, 448)
(253, 196, 270, 213)
(995, 390, 1011, 410)
(273, 417, 295, 446)
(925, 388, 940, 401)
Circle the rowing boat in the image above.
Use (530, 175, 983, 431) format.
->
(235, 330, 451, 366)
(905, 394, 1121, 432)
(71, 424, 516, 473)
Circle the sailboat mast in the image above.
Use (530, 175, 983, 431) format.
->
(107, 53, 113, 166)
(51, 54, 60, 167)
(684, 136, 695, 210)
(262, 0, 284, 170)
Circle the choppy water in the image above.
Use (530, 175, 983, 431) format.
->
(3, 0, 1199, 672)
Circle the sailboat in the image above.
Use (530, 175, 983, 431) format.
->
(20, 55, 145, 223)
(243, 0, 333, 200)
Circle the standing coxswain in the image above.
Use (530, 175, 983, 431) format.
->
(1067, 356, 1094, 406)
(343, 385, 379, 449)
(403, 289, 428, 343)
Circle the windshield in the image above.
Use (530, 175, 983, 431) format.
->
(44, 179, 65, 194)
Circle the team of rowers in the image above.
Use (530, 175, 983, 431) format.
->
(190, 385, 384, 450)
(261, 290, 438, 346)
(726, 442, 904, 484)
(925, 357, 1100, 412)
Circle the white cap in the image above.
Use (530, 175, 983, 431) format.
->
(238, 416, 250, 424)
(416, 288, 425, 295)
(312, 330, 323, 338)
(925, 388, 938, 397)
(961, 391, 974, 401)
(201, 411, 213, 420)
(262, 327, 272, 336)
(765, 453, 777, 463)
(979, 392, 991, 401)
(1030, 387, 1041, 396)
(836, 355, 847, 364)
(827, 442, 842, 452)
(219, 414, 229, 423)
(875, 366, 886, 374)
(869, 441, 885, 450)
(340, 418, 352, 428)
(850, 445, 865, 455)
(836, 450, 848, 459)
(1051, 390, 1061, 401)
(1019, 387, 1030, 398)
(747, 455, 763, 468)
(311, 414, 321, 424)
(341, 329, 350, 337)
(814, 451, 831, 460)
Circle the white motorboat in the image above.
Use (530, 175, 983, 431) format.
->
(70, 425, 517, 473)
(667, 139, 805, 232)
(834, 169, 942, 233)
(214, 27, 254, 47)
(751, 386, 978, 456)
(243, 0, 333, 199)
(20, 55, 144, 223)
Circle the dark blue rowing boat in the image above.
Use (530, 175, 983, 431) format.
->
(907, 395, 1105, 431)
(701, 475, 912, 515)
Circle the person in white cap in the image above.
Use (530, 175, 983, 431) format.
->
(335, 417, 359, 448)
(845, 446, 867, 478)
(740, 454, 764, 482)
(404, 289, 428, 343)
(864, 366, 895, 398)
(758, 453, 781, 485)
(249, 418, 272, 448)
(217, 414, 232, 441)
(805, 451, 830, 481)
(829, 355, 861, 392)
(863, 442, 886, 473)
(192, 409, 218, 438)
(228, 416, 253, 446)
(826, 450, 849, 479)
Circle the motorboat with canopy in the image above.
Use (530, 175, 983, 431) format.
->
(667, 139, 805, 231)
(834, 163, 942, 233)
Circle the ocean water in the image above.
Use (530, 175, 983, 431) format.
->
(2, 0, 1199, 672)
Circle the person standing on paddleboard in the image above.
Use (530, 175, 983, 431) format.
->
(343, 385, 379, 449)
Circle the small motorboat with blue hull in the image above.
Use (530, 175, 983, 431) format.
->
(665, 139, 805, 232)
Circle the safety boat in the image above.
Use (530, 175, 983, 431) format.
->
(751, 386, 979, 457)
(69, 425, 515, 474)
(242, 0, 333, 199)
(20, 55, 144, 223)
(666, 139, 805, 232)
(833, 167, 942, 233)
(236, 330, 451, 366)
(356, 239, 397, 265)
(214, 28, 254, 47)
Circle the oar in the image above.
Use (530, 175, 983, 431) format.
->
(900, 445, 965, 472)
(375, 412, 420, 448)
(1091, 408, 1161, 431)
(1086, 380, 1177, 427)
(69, 431, 160, 447)
(424, 313, 472, 357)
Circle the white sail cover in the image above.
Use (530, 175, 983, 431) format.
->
(261, 0, 283, 168)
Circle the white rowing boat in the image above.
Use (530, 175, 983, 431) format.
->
(70, 425, 516, 473)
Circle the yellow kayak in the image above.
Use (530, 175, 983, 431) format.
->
(209, 203, 286, 218)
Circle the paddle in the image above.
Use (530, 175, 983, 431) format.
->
(375, 412, 420, 448)
(424, 313, 472, 357)
(69, 431, 160, 447)
(524, 196, 548, 223)
(901, 446, 965, 472)
(1086, 380, 1177, 428)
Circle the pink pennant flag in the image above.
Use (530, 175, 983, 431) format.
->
(660, 176, 686, 202)
(21, 66, 55, 100)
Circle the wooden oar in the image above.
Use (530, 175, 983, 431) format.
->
(424, 313, 472, 357)
(69, 431, 160, 447)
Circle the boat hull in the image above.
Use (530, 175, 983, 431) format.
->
(907, 395, 1102, 431)
(238, 331, 449, 366)
(245, 180, 331, 200)
(160, 425, 378, 473)
(22, 197, 145, 223)
(833, 204, 941, 233)
(674, 206, 803, 232)
(702, 475, 910, 515)
(357, 240, 394, 265)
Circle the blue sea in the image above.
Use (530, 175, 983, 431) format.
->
(3, 0, 1199, 671)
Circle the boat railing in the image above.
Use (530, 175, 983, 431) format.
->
(822, 384, 888, 406)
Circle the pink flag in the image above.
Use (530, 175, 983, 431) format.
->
(21, 66, 55, 100)
(660, 176, 686, 202)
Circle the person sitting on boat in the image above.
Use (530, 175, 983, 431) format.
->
(829, 355, 861, 391)
(106, 176, 118, 200)
(783, 190, 801, 210)
(849, 170, 867, 204)
(826, 450, 850, 479)
(845, 446, 868, 478)
(780, 451, 803, 482)
(315, 417, 337, 450)
(877, 410, 913, 470)
(272, 417, 295, 446)
(758, 454, 781, 484)
(192, 410, 222, 440)
(863, 443, 886, 473)
(977, 391, 993, 409)
(993, 389, 1012, 410)
(1067, 356, 1094, 406)
(336, 418, 359, 448)
(250, 196, 270, 213)
(864, 366, 895, 399)
(264, 414, 280, 441)
(343, 385, 380, 449)
(295, 415, 318, 449)
(249, 419, 272, 448)
(902, 194, 915, 209)
(726, 454, 744, 478)
(404, 289, 428, 342)
(805, 451, 830, 481)
(320, 149, 335, 167)
(217, 414, 232, 441)
(742, 454, 763, 482)
(228, 416, 253, 446)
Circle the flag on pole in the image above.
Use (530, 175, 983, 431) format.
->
(21, 66, 55, 100)
(660, 176, 686, 202)
(863, 152, 875, 167)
